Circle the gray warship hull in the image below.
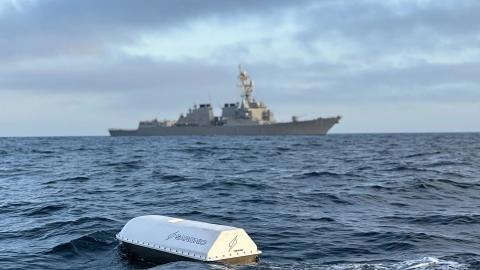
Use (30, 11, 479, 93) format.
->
(109, 117, 340, 136)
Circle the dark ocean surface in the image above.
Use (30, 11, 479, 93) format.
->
(1, 133, 480, 270)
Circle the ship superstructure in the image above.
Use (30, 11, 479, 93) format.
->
(174, 66, 275, 127)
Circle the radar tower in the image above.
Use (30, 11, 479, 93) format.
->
(238, 65, 254, 109)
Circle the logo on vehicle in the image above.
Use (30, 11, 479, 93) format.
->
(228, 235, 238, 251)
(165, 231, 207, 245)
(166, 231, 179, 240)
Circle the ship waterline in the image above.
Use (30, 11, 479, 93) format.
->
(109, 117, 340, 136)
(109, 66, 340, 136)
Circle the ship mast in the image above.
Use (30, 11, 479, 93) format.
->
(238, 65, 254, 109)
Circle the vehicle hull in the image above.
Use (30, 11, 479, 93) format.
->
(120, 241, 259, 264)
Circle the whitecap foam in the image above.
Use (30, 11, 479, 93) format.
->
(322, 257, 467, 270)
(260, 257, 468, 270)
(395, 257, 467, 270)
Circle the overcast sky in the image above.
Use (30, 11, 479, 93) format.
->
(1, 0, 479, 136)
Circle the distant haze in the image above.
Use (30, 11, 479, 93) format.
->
(1, 0, 479, 136)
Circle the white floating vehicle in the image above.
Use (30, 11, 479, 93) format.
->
(116, 215, 261, 264)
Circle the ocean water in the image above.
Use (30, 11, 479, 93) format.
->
(1, 133, 480, 270)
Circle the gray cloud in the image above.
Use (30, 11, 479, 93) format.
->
(0, 0, 479, 134)
(0, 0, 302, 60)
(292, 1, 480, 64)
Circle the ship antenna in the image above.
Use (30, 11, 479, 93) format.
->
(238, 64, 254, 109)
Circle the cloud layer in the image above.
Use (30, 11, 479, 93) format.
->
(1, 0, 479, 135)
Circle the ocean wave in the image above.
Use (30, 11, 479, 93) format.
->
(222, 180, 269, 190)
(180, 147, 215, 155)
(295, 171, 356, 179)
(0, 201, 32, 214)
(25, 204, 66, 217)
(350, 231, 450, 252)
(404, 151, 442, 158)
(46, 230, 117, 257)
(301, 192, 352, 205)
(9, 217, 117, 240)
(411, 178, 478, 192)
(162, 174, 190, 182)
(238, 197, 277, 205)
(31, 149, 56, 154)
(383, 214, 480, 225)
(424, 161, 468, 168)
(43, 176, 90, 185)
(309, 217, 336, 222)
(383, 166, 432, 173)
(102, 160, 144, 170)
(426, 178, 476, 189)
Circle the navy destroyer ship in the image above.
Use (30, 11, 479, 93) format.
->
(109, 66, 340, 136)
